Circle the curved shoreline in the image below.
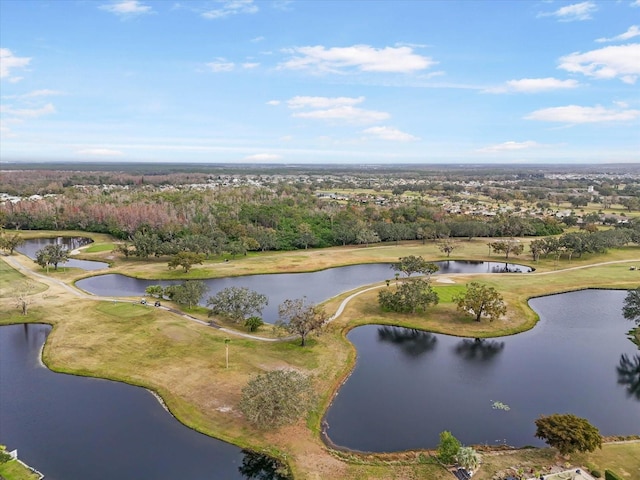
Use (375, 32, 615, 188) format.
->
(2, 247, 640, 478)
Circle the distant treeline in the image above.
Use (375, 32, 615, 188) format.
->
(0, 183, 585, 256)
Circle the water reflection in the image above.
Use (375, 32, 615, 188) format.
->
(238, 450, 292, 480)
(16, 237, 109, 271)
(377, 326, 437, 358)
(454, 338, 505, 361)
(617, 353, 640, 401)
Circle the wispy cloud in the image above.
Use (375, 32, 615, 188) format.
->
(1, 103, 56, 118)
(202, 0, 258, 19)
(76, 148, 124, 157)
(484, 78, 580, 93)
(0, 48, 31, 81)
(363, 126, 418, 142)
(558, 43, 640, 84)
(596, 25, 640, 43)
(293, 106, 389, 124)
(477, 141, 542, 153)
(279, 44, 435, 74)
(287, 96, 365, 109)
(538, 1, 597, 22)
(207, 58, 235, 72)
(244, 153, 282, 161)
(286, 96, 389, 125)
(525, 105, 640, 123)
(99, 0, 153, 17)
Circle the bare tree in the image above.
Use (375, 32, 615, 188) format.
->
(14, 282, 36, 315)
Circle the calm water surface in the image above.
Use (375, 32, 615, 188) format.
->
(16, 237, 109, 271)
(76, 261, 531, 323)
(324, 290, 640, 452)
(0, 324, 289, 480)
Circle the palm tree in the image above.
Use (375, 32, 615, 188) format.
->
(456, 446, 480, 471)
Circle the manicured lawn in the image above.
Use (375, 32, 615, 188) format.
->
(84, 242, 115, 253)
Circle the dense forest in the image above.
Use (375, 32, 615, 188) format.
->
(1, 165, 639, 258)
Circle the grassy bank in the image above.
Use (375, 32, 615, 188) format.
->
(1, 234, 639, 479)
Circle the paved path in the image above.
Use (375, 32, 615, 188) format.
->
(4, 254, 639, 342)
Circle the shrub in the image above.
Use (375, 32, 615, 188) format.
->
(591, 470, 601, 478)
(605, 470, 624, 480)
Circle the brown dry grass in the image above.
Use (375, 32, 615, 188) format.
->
(2, 234, 640, 479)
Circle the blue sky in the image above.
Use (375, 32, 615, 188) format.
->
(1, 0, 639, 164)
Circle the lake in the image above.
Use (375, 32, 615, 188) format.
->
(0, 323, 290, 480)
(16, 237, 109, 271)
(76, 260, 532, 323)
(323, 289, 640, 452)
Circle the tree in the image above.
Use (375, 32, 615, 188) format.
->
(238, 370, 314, 429)
(489, 239, 524, 260)
(437, 239, 458, 258)
(277, 297, 328, 346)
(168, 251, 205, 273)
(622, 287, 640, 325)
(0, 232, 24, 254)
(165, 280, 208, 309)
(14, 282, 35, 315)
(244, 316, 264, 332)
(145, 285, 165, 298)
(378, 278, 439, 314)
(35, 244, 69, 271)
(296, 222, 317, 250)
(356, 227, 380, 247)
(456, 446, 480, 471)
(534, 413, 602, 456)
(437, 430, 461, 465)
(207, 287, 268, 324)
(454, 282, 506, 322)
(392, 255, 439, 278)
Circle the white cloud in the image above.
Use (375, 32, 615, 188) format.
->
(242, 62, 260, 69)
(0, 48, 31, 80)
(286, 95, 389, 125)
(538, 1, 597, 21)
(484, 77, 580, 93)
(207, 59, 235, 72)
(633, 0, 640, 7)
(596, 25, 640, 43)
(362, 126, 418, 142)
(77, 148, 124, 156)
(266, 100, 281, 106)
(279, 44, 435, 74)
(1, 103, 56, 118)
(287, 96, 364, 109)
(244, 153, 282, 161)
(22, 89, 64, 98)
(477, 141, 542, 153)
(559, 43, 640, 83)
(99, 1, 153, 16)
(202, 0, 258, 19)
(251, 36, 265, 43)
(293, 106, 389, 124)
(525, 105, 640, 123)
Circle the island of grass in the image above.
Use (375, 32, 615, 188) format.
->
(1, 230, 639, 479)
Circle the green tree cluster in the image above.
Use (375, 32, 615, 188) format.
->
(454, 282, 506, 322)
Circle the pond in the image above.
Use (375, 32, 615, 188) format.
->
(16, 237, 109, 271)
(76, 261, 532, 323)
(0, 323, 290, 480)
(323, 289, 640, 452)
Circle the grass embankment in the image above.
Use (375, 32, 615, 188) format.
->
(2, 235, 640, 479)
(0, 461, 41, 480)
